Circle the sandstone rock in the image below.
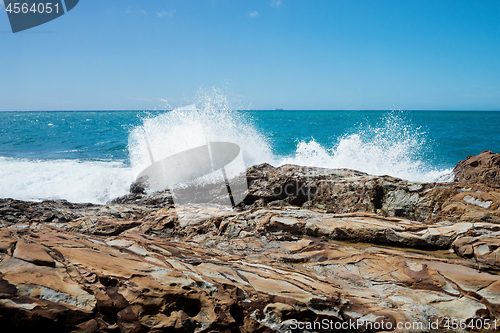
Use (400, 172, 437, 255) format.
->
(112, 158, 500, 226)
(242, 163, 500, 226)
(453, 235, 500, 268)
(453, 150, 500, 186)
(0, 229, 16, 254)
(2, 155, 500, 332)
(1, 203, 500, 332)
(12, 241, 55, 267)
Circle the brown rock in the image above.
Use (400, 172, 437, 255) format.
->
(2, 154, 500, 332)
(241, 163, 500, 226)
(453, 150, 500, 186)
(0, 205, 500, 332)
(0, 229, 16, 254)
(12, 241, 55, 267)
(453, 236, 500, 268)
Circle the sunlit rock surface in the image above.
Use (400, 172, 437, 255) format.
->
(453, 150, 500, 187)
(1, 151, 500, 332)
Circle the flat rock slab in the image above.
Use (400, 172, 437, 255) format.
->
(2, 204, 500, 332)
(12, 241, 55, 267)
(1, 154, 500, 332)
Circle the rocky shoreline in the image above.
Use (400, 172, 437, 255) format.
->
(0, 150, 499, 332)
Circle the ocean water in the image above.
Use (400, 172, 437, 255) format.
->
(1, 102, 499, 204)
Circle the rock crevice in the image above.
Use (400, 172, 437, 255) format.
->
(0, 151, 500, 332)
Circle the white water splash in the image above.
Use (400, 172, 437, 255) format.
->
(0, 157, 133, 204)
(128, 87, 273, 179)
(279, 114, 452, 182)
(0, 91, 453, 205)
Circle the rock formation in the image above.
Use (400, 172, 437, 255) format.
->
(1, 151, 500, 332)
(453, 150, 500, 186)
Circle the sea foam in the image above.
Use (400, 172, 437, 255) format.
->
(0, 90, 452, 204)
(279, 113, 452, 182)
(128, 88, 273, 179)
(0, 157, 132, 204)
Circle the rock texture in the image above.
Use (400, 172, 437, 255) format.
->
(453, 150, 500, 186)
(242, 163, 500, 225)
(1, 151, 500, 332)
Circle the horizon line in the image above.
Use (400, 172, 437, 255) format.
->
(1, 109, 499, 112)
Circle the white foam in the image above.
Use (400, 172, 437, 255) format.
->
(0, 157, 133, 204)
(128, 87, 273, 179)
(0, 93, 453, 204)
(277, 113, 452, 183)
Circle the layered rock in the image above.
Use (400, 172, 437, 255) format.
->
(453, 150, 500, 186)
(3, 204, 500, 332)
(115, 162, 500, 225)
(243, 163, 500, 225)
(1, 151, 500, 332)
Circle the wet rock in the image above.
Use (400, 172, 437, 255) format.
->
(130, 176, 149, 195)
(109, 190, 174, 207)
(242, 164, 437, 221)
(109, 159, 500, 226)
(0, 199, 94, 227)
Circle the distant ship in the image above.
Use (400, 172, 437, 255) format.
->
(275, 108, 284, 110)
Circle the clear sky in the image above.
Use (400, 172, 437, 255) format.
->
(0, 0, 499, 111)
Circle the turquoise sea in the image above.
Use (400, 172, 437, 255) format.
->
(1, 108, 499, 204)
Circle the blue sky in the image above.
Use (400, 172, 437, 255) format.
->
(0, 0, 499, 111)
